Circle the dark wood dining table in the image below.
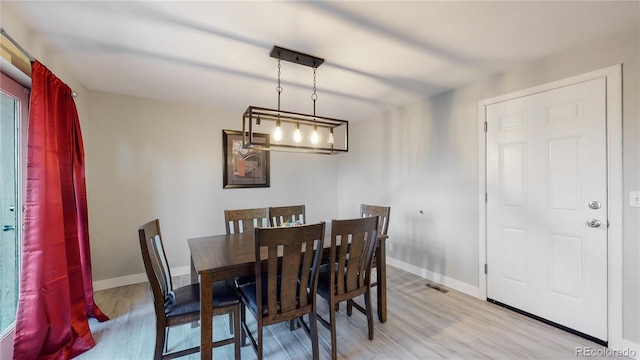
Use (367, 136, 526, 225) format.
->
(188, 227, 388, 359)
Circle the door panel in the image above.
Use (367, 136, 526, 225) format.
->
(487, 78, 607, 342)
(0, 73, 28, 338)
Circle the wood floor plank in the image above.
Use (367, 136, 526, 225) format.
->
(78, 266, 615, 359)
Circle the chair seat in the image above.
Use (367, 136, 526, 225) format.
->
(317, 263, 354, 298)
(235, 274, 256, 287)
(165, 281, 240, 318)
(238, 276, 285, 316)
(316, 263, 334, 297)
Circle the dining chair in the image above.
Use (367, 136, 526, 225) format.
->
(138, 219, 241, 360)
(360, 204, 390, 239)
(224, 207, 271, 339)
(267, 205, 309, 329)
(269, 204, 306, 227)
(359, 204, 390, 288)
(224, 207, 270, 234)
(316, 216, 379, 360)
(224, 208, 270, 285)
(237, 222, 325, 360)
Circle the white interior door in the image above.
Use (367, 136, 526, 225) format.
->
(486, 77, 608, 342)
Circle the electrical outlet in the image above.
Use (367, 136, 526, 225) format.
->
(630, 191, 640, 208)
(388, 242, 393, 252)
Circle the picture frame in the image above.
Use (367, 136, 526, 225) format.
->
(222, 129, 270, 188)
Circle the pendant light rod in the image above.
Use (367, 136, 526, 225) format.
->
(270, 46, 324, 68)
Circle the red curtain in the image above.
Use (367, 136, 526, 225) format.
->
(12, 61, 108, 360)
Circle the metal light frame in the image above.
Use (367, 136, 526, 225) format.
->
(242, 106, 348, 154)
(242, 46, 349, 154)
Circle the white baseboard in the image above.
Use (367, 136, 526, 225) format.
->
(92, 266, 192, 291)
(387, 257, 480, 298)
(621, 339, 640, 359)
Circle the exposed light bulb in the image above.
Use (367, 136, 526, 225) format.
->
(273, 120, 282, 141)
(293, 123, 302, 143)
(311, 124, 319, 144)
(327, 129, 335, 145)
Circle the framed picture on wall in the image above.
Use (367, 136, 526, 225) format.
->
(223, 129, 270, 188)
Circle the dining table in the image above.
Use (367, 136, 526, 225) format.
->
(188, 225, 388, 359)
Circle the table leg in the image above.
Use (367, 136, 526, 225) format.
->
(376, 238, 387, 323)
(200, 272, 213, 359)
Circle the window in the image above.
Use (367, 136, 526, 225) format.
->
(0, 72, 29, 336)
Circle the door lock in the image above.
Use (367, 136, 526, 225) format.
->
(588, 201, 601, 210)
(586, 219, 601, 228)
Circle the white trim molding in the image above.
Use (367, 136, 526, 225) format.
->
(477, 65, 623, 348)
(387, 258, 480, 298)
(621, 339, 640, 360)
(92, 265, 192, 291)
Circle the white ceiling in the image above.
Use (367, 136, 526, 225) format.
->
(6, 1, 639, 121)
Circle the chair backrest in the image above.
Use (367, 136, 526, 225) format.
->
(138, 219, 173, 314)
(254, 222, 325, 324)
(224, 208, 269, 234)
(330, 217, 379, 297)
(360, 204, 390, 236)
(269, 205, 306, 227)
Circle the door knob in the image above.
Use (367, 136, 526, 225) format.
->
(586, 219, 601, 228)
(588, 201, 601, 209)
(3, 225, 15, 232)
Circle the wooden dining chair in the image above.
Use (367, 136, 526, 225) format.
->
(224, 208, 270, 286)
(237, 222, 325, 360)
(138, 219, 241, 360)
(360, 204, 390, 240)
(225, 207, 270, 234)
(269, 205, 306, 227)
(268, 204, 308, 333)
(316, 216, 379, 360)
(353, 204, 390, 317)
(268, 205, 309, 331)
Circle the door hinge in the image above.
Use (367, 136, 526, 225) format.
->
(484, 122, 488, 132)
(484, 263, 488, 274)
(485, 192, 488, 203)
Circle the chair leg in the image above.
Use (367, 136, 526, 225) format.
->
(329, 301, 338, 360)
(365, 291, 374, 340)
(346, 300, 352, 316)
(229, 312, 234, 335)
(233, 306, 241, 360)
(155, 324, 166, 360)
(240, 304, 247, 346)
(309, 312, 319, 360)
(257, 322, 263, 360)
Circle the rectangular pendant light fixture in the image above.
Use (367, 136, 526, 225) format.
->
(242, 46, 349, 154)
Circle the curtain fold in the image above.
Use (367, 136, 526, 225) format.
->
(12, 61, 108, 360)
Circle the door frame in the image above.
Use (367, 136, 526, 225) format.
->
(477, 65, 622, 348)
(0, 71, 30, 359)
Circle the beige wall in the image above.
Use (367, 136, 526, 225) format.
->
(338, 26, 640, 343)
(86, 91, 341, 281)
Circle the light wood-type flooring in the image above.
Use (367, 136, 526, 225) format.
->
(78, 266, 615, 359)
